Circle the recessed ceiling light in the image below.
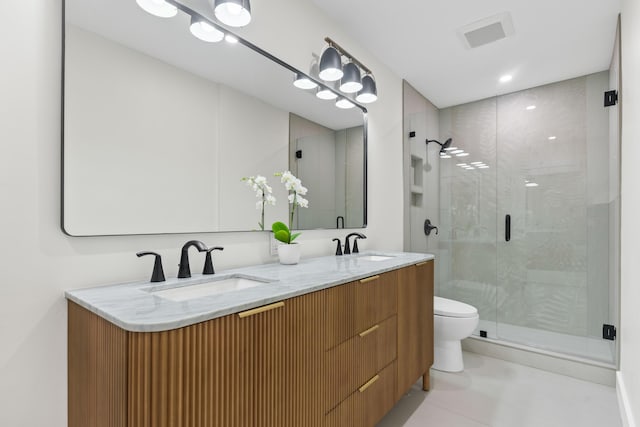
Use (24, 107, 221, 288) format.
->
(526, 105, 537, 111)
(440, 154, 452, 159)
(478, 165, 490, 169)
(456, 152, 470, 157)
(444, 147, 458, 151)
(451, 149, 464, 154)
(525, 182, 539, 187)
(499, 75, 512, 83)
(456, 163, 468, 166)
(548, 136, 557, 140)
(471, 161, 483, 165)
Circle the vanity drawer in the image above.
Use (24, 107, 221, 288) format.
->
(325, 270, 398, 350)
(325, 361, 397, 427)
(325, 315, 397, 412)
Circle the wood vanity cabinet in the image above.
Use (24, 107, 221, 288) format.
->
(68, 260, 434, 427)
(397, 260, 434, 397)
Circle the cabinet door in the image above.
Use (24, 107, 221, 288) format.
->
(129, 312, 254, 427)
(396, 260, 434, 398)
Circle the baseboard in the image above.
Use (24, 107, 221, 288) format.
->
(617, 371, 637, 427)
(462, 336, 616, 386)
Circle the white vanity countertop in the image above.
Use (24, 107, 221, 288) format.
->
(65, 251, 434, 332)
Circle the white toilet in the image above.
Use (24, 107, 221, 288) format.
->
(433, 296, 479, 372)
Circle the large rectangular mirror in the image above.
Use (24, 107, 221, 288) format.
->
(63, 0, 367, 236)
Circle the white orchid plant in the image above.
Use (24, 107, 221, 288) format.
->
(241, 175, 276, 230)
(272, 171, 309, 244)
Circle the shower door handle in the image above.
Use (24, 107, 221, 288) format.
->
(505, 214, 511, 242)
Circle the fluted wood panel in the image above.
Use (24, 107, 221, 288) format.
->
(125, 291, 325, 427)
(325, 361, 397, 427)
(68, 301, 127, 427)
(397, 261, 434, 398)
(325, 315, 397, 412)
(325, 271, 398, 350)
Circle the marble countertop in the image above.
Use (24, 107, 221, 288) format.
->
(65, 251, 434, 332)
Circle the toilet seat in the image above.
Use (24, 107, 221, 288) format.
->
(434, 296, 478, 318)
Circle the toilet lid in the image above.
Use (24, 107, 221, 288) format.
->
(434, 296, 478, 318)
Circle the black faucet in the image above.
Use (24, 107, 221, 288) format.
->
(344, 232, 366, 254)
(332, 238, 343, 256)
(136, 251, 166, 282)
(203, 247, 224, 275)
(177, 240, 208, 278)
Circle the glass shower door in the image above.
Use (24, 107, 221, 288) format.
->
(495, 74, 615, 364)
(438, 97, 498, 338)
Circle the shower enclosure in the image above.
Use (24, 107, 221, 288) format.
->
(407, 70, 620, 367)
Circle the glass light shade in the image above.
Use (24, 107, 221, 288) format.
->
(316, 87, 338, 100)
(318, 47, 343, 81)
(212, 0, 251, 27)
(335, 97, 355, 109)
(355, 74, 377, 103)
(136, 0, 177, 18)
(293, 73, 318, 90)
(190, 17, 224, 42)
(340, 63, 362, 93)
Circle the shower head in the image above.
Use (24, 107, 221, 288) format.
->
(426, 138, 453, 153)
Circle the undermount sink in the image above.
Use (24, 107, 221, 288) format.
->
(357, 255, 395, 262)
(146, 275, 271, 302)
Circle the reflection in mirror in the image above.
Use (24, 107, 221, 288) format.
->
(63, 0, 366, 236)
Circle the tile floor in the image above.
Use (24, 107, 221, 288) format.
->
(377, 352, 622, 427)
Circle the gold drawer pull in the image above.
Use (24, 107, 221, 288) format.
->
(416, 261, 429, 266)
(359, 324, 380, 337)
(358, 375, 380, 393)
(359, 275, 380, 284)
(238, 302, 284, 318)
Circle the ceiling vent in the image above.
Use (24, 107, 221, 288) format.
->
(458, 12, 515, 49)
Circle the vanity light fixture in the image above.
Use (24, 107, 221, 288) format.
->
(136, 0, 178, 18)
(190, 16, 224, 42)
(499, 74, 513, 83)
(319, 37, 377, 103)
(319, 46, 344, 81)
(356, 74, 378, 103)
(212, 0, 252, 27)
(316, 87, 338, 100)
(293, 73, 318, 90)
(526, 105, 537, 110)
(340, 63, 363, 93)
(336, 97, 356, 109)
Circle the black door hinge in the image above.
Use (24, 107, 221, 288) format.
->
(603, 324, 616, 341)
(604, 90, 618, 107)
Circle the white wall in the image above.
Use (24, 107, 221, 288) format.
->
(0, 1, 403, 426)
(620, 1, 640, 425)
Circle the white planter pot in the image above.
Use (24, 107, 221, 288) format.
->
(278, 243, 301, 265)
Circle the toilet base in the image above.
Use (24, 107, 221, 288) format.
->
(432, 339, 464, 372)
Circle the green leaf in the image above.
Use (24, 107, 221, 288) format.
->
(274, 229, 290, 244)
(289, 232, 301, 242)
(271, 221, 289, 234)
